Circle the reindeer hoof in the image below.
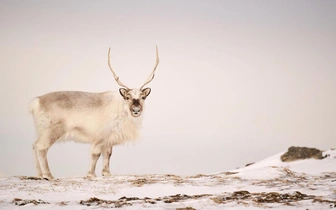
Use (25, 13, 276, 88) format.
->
(42, 174, 54, 181)
(102, 171, 112, 177)
(86, 173, 97, 179)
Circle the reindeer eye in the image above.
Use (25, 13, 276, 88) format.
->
(126, 97, 130, 100)
(142, 97, 146, 100)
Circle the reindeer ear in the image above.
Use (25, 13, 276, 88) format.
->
(119, 88, 128, 98)
(142, 88, 151, 98)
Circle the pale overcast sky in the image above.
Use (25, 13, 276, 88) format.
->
(1, 0, 335, 177)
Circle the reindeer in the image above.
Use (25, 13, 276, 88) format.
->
(29, 46, 159, 180)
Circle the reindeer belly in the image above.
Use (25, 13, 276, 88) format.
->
(57, 111, 107, 143)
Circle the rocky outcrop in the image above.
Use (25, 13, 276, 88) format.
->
(281, 146, 323, 162)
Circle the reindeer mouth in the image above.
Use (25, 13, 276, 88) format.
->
(131, 111, 141, 117)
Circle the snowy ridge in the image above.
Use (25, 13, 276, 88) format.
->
(0, 149, 335, 209)
(232, 149, 336, 178)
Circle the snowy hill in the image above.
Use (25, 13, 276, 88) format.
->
(0, 149, 335, 209)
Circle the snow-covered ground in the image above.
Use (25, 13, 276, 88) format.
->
(0, 149, 335, 209)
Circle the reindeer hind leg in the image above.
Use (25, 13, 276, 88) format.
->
(34, 122, 64, 180)
(32, 141, 42, 178)
(34, 138, 55, 180)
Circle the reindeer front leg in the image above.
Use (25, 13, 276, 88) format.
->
(87, 142, 103, 178)
(102, 145, 113, 176)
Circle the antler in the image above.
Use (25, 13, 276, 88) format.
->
(108, 48, 130, 89)
(140, 46, 159, 90)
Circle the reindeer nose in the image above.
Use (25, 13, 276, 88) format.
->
(132, 107, 141, 113)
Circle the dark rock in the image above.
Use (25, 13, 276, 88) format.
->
(281, 146, 323, 162)
(245, 162, 255, 167)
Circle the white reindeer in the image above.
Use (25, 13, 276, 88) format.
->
(29, 47, 159, 180)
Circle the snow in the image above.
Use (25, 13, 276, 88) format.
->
(0, 149, 335, 209)
(232, 149, 336, 179)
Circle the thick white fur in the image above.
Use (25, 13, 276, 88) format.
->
(29, 90, 145, 180)
(30, 92, 142, 144)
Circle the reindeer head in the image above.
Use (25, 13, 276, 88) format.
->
(108, 46, 159, 117)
